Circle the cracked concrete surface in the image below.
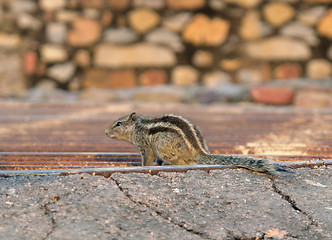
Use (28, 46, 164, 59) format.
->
(0, 168, 331, 240)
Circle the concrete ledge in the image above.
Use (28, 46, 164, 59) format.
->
(0, 167, 330, 239)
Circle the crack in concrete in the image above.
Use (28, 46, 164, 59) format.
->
(40, 199, 58, 240)
(110, 175, 209, 239)
(40, 193, 71, 240)
(271, 179, 317, 231)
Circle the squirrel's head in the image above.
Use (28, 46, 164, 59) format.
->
(105, 112, 139, 142)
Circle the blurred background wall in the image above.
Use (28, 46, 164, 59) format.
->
(0, 0, 332, 106)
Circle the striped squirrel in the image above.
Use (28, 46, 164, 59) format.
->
(105, 112, 289, 175)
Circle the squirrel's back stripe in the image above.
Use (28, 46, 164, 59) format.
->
(193, 125, 207, 151)
(148, 126, 178, 135)
(142, 114, 208, 154)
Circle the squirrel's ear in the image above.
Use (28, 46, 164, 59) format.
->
(129, 112, 138, 121)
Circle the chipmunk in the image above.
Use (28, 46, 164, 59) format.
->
(105, 112, 289, 175)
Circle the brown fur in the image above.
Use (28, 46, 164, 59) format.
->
(105, 112, 288, 175)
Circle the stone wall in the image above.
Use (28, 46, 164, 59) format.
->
(1, 0, 332, 106)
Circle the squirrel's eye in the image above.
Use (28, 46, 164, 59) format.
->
(116, 122, 122, 126)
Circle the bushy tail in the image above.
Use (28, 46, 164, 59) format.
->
(197, 154, 291, 175)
